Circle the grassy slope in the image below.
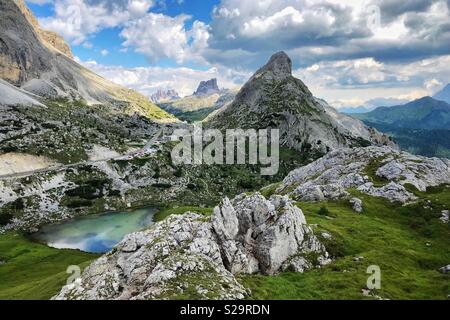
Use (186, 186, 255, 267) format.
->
(0, 232, 98, 300)
(154, 206, 213, 222)
(241, 187, 450, 300)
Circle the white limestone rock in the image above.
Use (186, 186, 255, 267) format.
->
(350, 198, 363, 213)
(212, 193, 329, 275)
(279, 146, 450, 204)
(53, 213, 246, 300)
(439, 265, 450, 274)
(440, 210, 449, 224)
(55, 193, 328, 300)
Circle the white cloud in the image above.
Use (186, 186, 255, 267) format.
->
(81, 59, 247, 97)
(100, 49, 109, 56)
(39, 0, 154, 45)
(295, 54, 450, 108)
(242, 7, 305, 37)
(120, 13, 190, 64)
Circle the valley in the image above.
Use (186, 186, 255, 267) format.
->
(0, 0, 449, 302)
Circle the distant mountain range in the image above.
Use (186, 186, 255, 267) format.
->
(339, 97, 410, 114)
(353, 97, 450, 130)
(352, 96, 450, 158)
(150, 89, 180, 103)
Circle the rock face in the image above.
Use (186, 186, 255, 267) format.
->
(159, 88, 238, 122)
(206, 52, 395, 153)
(0, 0, 172, 121)
(441, 210, 449, 224)
(439, 264, 450, 274)
(278, 146, 450, 204)
(194, 78, 220, 96)
(350, 198, 363, 213)
(212, 194, 329, 275)
(13, 0, 73, 58)
(54, 193, 328, 300)
(151, 89, 180, 103)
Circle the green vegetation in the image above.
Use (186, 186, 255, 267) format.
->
(352, 97, 450, 158)
(363, 157, 389, 187)
(241, 187, 450, 300)
(0, 232, 98, 300)
(365, 124, 450, 159)
(159, 93, 228, 123)
(161, 106, 217, 123)
(154, 206, 213, 222)
(0, 98, 154, 164)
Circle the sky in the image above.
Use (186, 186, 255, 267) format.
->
(26, 0, 450, 109)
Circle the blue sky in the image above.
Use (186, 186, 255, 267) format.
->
(28, 0, 220, 68)
(26, 0, 450, 107)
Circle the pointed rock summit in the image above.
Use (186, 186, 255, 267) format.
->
(206, 51, 395, 153)
(255, 51, 293, 80)
(194, 78, 220, 96)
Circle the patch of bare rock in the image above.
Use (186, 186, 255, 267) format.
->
(278, 146, 450, 204)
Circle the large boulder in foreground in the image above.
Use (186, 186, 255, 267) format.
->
(212, 194, 329, 275)
(54, 194, 328, 300)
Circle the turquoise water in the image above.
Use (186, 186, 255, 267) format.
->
(32, 208, 156, 253)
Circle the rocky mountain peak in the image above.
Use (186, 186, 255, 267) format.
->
(206, 51, 395, 153)
(150, 89, 180, 103)
(194, 78, 220, 96)
(255, 51, 292, 80)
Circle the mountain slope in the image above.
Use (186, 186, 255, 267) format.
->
(0, 0, 173, 121)
(434, 83, 450, 104)
(353, 97, 450, 130)
(206, 52, 394, 153)
(51, 146, 450, 300)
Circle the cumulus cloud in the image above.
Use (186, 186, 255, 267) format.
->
(202, 0, 450, 69)
(39, 0, 154, 45)
(36, 0, 450, 107)
(81, 59, 248, 97)
(120, 13, 210, 64)
(295, 54, 450, 108)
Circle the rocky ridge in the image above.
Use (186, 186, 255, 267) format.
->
(54, 193, 329, 300)
(278, 146, 450, 204)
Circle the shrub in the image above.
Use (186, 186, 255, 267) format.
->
(0, 213, 13, 226)
(65, 199, 92, 208)
(318, 206, 331, 216)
